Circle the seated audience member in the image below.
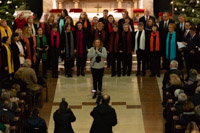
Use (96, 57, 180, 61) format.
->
(189, 86, 200, 106)
(90, 94, 117, 133)
(162, 60, 184, 90)
(0, 100, 15, 123)
(53, 100, 76, 133)
(24, 108, 47, 132)
(173, 89, 184, 101)
(174, 93, 187, 114)
(15, 59, 41, 92)
(180, 101, 199, 127)
(185, 69, 199, 96)
(185, 121, 200, 133)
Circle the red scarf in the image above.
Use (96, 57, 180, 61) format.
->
(51, 31, 60, 48)
(109, 32, 119, 53)
(108, 23, 113, 33)
(40, 22, 45, 33)
(95, 30, 106, 43)
(15, 18, 26, 30)
(150, 31, 160, 52)
(76, 30, 84, 57)
(122, 31, 132, 53)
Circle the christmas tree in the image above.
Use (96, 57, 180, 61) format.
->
(0, 0, 28, 26)
(174, 0, 200, 24)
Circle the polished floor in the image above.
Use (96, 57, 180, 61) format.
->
(39, 69, 165, 133)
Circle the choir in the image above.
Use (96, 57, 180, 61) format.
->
(1, 9, 200, 80)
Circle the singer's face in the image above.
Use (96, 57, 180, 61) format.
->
(95, 40, 100, 48)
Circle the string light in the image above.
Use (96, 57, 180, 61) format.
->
(5, 12, 9, 14)
(0, 1, 2, 4)
(171, 1, 173, 4)
(15, 5, 18, 8)
(175, 8, 177, 11)
(197, 0, 200, 4)
(7, 0, 12, 4)
(182, 8, 185, 11)
(192, 9, 195, 12)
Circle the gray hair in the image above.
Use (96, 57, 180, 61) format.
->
(195, 86, 200, 94)
(174, 89, 184, 97)
(170, 60, 178, 68)
(178, 93, 187, 102)
(22, 59, 32, 67)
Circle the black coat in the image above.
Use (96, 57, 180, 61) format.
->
(10, 42, 20, 72)
(176, 23, 185, 42)
(24, 116, 47, 132)
(53, 109, 76, 133)
(186, 34, 199, 52)
(159, 19, 175, 51)
(189, 93, 200, 106)
(90, 104, 117, 133)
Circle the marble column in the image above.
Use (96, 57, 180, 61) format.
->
(73, 0, 79, 8)
(117, 0, 123, 8)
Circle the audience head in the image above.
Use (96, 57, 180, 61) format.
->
(185, 21, 191, 30)
(1, 90, 11, 100)
(169, 74, 181, 86)
(183, 101, 195, 112)
(62, 9, 68, 17)
(163, 12, 169, 21)
(108, 15, 114, 23)
(0, 19, 7, 27)
(32, 108, 40, 117)
(2, 37, 10, 45)
(59, 100, 68, 113)
(168, 23, 176, 33)
(103, 9, 108, 18)
(11, 32, 20, 43)
(174, 89, 184, 98)
(93, 38, 103, 48)
(138, 22, 144, 31)
(185, 121, 199, 133)
(178, 14, 185, 23)
(102, 94, 110, 105)
(76, 22, 83, 30)
(170, 60, 178, 69)
(23, 59, 32, 67)
(152, 24, 158, 32)
(3, 100, 13, 110)
(189, 69, 198, 78)
(123, 23, 129, 32)
(195, 86, 200, 94)
(178, 93, 187, 102)
(195, 105, 200, 118)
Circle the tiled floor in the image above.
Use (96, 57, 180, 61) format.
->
(39, 72, 165, 133)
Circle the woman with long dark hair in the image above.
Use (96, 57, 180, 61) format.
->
(61, 24, 75, 78)
(87, 38, 107, 99)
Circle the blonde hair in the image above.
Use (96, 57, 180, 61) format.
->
(15, 28, 23, 34)
(185, 121, 199, 133)
(169, 74, 181, 86)
(23, 26, 32, 38)
(47, 14, 55, 23)
(79, 11, 89, 21)
(169, 23, 176, 30)
(0, 19, 6, 26)
(93, 38, 103, 48)
(97, 22, 104, 28)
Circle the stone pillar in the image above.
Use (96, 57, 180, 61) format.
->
(73, 0, 79, 8)
(59, 1, 63, 9)
(56, 1, 59, 9)
(117, 0, 123, 8)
